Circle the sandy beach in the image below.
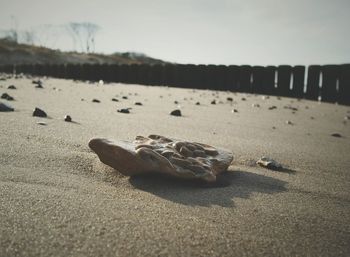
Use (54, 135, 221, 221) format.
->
(1, 76, 350, 256)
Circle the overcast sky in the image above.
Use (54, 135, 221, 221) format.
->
(0, 0, 349, 65)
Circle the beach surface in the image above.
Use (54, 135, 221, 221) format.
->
(1, 76, 350, 256)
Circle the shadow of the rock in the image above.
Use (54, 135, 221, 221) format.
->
(129, 170, 287, 207)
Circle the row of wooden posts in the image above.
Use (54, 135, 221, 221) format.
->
(1, 63, 349, 105)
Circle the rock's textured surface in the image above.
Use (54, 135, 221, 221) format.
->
(89, 135, 233, 182)
(170, 109, 181, 116)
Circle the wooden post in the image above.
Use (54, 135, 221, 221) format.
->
(292, 65, 305, 98)
(338, 64, 350, 105)
(277, 65, 292, 96)
(321, 65, 339, 103)
(239, 65, 252, 92)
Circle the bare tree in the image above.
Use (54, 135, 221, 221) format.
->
(67, 22, 100, 52)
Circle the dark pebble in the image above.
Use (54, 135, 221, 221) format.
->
(174, 101, 179, 104)
(117, 108, 130, 114)
(112, 98, 119, 102)
(122, 96, 128, 99)
(232, 109, 238, 113)
(0, 102, 14, 112)
(268, 106, 277, 110)
(211, 100, 216, 105)
(195, 102, 200, 105)
(7, 85, 16, 89)
(227, 97, 233, 102)
(331, 133, 342, 138)
(92, 99, 100, 103)
(134, 102, 143, 106)
(1, 93, 14, 101)
(33, 107, 47, 117)
(64, 115, 72, 122)
(170, 109, 181, 116)
(241, 97, 246, 101)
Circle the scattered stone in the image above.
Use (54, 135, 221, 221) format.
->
(170, 109, 181, 116)
(174, 100, 179, 104)
(331, 133, 342, 138)
(98, 80, 104, 85)
(117, 108, 130, 114)
(92, 99, 100, 103)
(122, 96, 128, 99)
(1, 93, 14, 101)
(257, 157, 283, 171)
(272, 126, 276, 129)
(88, 134, 233, 182)
(134, 102, 143, 106)
(284, 105, 298, 111)
(310, 116, 315, 120)
(7, 85, 16, 89)
(241, 97, 246, 101)
(0, 102, 14, 112)
(112, 98, 119, 102)
(252, 103, 260, 108)
(262, 96, 269, 100)
(33, 107, 47, 117)
(286, 120, 293, 125)
(344, 115, 350, 120)
(231, 109, 238, 113)
(227, 97, 233, 102)
(268, 106, 277, 110)
(64, 115, 72, 122)
(81, 98, 85, 101)
(195, 102, 200, 105)
(211, 100, 216, 105)
(36, 121, 47, 126)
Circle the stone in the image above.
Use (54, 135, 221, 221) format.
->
(286, 120, 293, 125)
(0, 102, 14, 112)
(211, 100, 216, 105)
(33, 107, 47, 117)
(122, 96, 128, 99)
(268, 106, 277, 110)
(174, 100, 179, 104)
(89, 135, 234, 182)
(170, 109, 181, 116)
(92, 99, 100, 103)
(331, 133, 342, 138)
(112, 98, 119, 102)
(252, 103, 260, 108)
(134, 102, 143, 106)
(195, 102, 200, 105)
(257, 157, 283, 171)
(1, 93, 14, 101)
(227, 97, 233, 102)
(64, 115, 72, 122)
(117, 108, 130, 114)
(241, 97, 246, 101)
(231, 109, 238, 113)
(7, 85, 16, 89)
(37, 121, 47, 126)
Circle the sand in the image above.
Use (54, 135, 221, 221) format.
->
(0, 76, 350, 257)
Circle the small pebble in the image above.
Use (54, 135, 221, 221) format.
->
(112, 98, 119, 102)
(33, 107, 47, 117)
(231, 109, 238, 113)
(134, 102, 143, 106)
(272, 126, 276, 129)
(117, 108, 130, 114)
(268, 106, 277, 110)
(7, 85, 16, 89)
(174, 101, 179, 104)
(64, 115, 72, 122)
(331, 133, 342, 138)
(211, 100, 216, 105)
(195, 102, 200, 105)
(227, 97, 233, 102)
(37, 121, 47, 126)
(92, 99, 100, 103)
(241, 97, 246, 101)
(252, 103, 260, 108)
(170, 109, 181, 116)
(1, 93, 14, 101)
(0, 102, 14, 112)
(286, 120, 293, 125)
(122, 96, 128, 99)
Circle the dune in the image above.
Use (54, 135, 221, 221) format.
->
(0, 75, 349, 256)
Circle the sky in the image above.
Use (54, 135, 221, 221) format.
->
(0, 0, 349, 65)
